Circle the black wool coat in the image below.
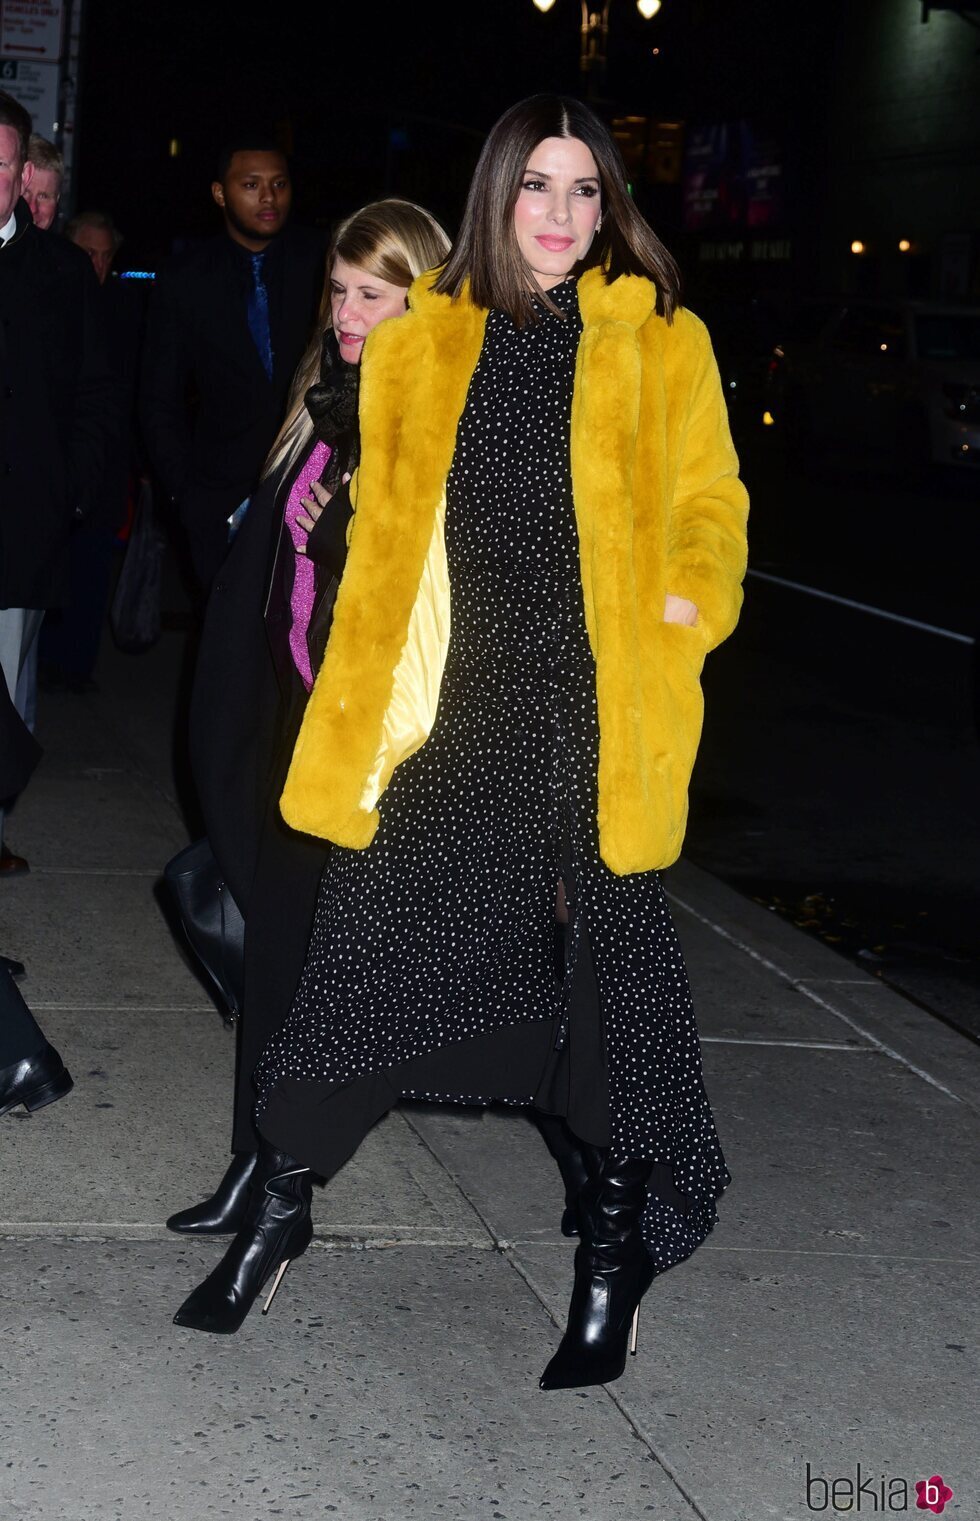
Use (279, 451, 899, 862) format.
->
(139, 225, 326, 582)
(189, 460, 305, 912)
(189, 453, 351, 911)
(189, 453, 347, 1149)
(0, 201, 114, 609)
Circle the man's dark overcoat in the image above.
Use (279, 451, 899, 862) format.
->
(0, 201, 113, 609)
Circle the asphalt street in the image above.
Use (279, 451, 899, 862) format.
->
(687, 427, 980, 1036)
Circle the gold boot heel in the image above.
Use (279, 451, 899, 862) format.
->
(262, 1257, 293, 1315)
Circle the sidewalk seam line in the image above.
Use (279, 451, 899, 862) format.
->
(667, 891, 969, 1106)
(392, 1113, 710, 1511)
(29, 868, 164, 877)
(0, 1228, 973, 1264)
(0, 1226, 497, 1247)
(502, 1247, 711, 1521)
(700, 1244, 976, 1262)
(87, 684, 187, 827)
(29, 1004, 218, 1012)
(700, 1037, 873, 1050)
(395, 1109, 500, 1248)
(492, 1240, 976, 1264)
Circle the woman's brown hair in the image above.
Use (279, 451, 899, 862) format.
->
(264, 198, 450, 477)
(434, 94, 681, 326)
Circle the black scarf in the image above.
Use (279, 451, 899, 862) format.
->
(304, 329, 360, 493)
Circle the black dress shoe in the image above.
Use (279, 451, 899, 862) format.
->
(0, 846, 29, 877)
(539, 1155, 654, 1391)
(173, 1143, 313, 1335)
(167, 1151, 258, 1234)
(0, 954, 25, 978)
(0, 1043, 74, 1119)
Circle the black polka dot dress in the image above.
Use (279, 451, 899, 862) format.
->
(256, 278, 731, 1276)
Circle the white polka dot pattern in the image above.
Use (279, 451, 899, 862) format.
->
(255, 277, 730, 1275)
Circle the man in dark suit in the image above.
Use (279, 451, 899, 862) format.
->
(0, 90, 113, 873)
(140, 139, 326, 591)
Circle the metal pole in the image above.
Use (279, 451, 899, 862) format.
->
(58, 0, 85, 217)
(579, 2, 611, 101)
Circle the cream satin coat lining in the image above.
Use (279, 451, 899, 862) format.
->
(359, 493, 451, 813)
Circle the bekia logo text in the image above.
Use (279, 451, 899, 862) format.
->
(805, 1463, 954, 1513)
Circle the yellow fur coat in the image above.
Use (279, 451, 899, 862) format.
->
(280, 265, 749, 875)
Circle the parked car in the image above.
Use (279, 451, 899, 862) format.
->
(766, 298, 980, 477)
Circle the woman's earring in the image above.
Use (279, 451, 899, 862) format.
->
(596, 215, 603, 233)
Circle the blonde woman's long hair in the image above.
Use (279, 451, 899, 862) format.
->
(264, 198, 451, 480)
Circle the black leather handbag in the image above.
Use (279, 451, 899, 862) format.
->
(164, 838, 245, 1023)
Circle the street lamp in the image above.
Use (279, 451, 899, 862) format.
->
(532, 1, 664, 97)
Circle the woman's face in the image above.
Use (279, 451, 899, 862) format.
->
(329, 256, 409, 364)
(513, 136, 602, 291)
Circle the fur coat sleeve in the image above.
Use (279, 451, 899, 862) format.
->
(664, 316, 748, 650)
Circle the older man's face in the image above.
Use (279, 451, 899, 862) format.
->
(0, 125, 31, 227)
(70, 223, 115, 284)
(23, 165, 61, 229)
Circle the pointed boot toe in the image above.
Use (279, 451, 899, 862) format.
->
(173, 1279, 246, 1335)
(539, 1156, 655, 1392)
(539, 1260, 653, 1389)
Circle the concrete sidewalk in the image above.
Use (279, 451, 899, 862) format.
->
(1, 631, 975, 1521)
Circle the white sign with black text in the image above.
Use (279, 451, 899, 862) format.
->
(0, 55, 59, 136)
(0, 0, 64, 64)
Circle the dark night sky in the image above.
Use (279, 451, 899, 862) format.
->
(76, 0, 837, 265)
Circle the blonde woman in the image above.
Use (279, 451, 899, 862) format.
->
(166, 200, 450, 1237)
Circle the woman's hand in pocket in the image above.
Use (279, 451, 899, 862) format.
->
(663, 593, 699, 627)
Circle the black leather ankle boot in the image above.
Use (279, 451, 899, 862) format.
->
(172, 1144, 313, 1335)
(539, 1154, 654, 1390)
(166, 1152, 258, 1235)
(533, 1114, 603, 1237)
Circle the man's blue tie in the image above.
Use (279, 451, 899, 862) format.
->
(247, 251, 274, 380)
